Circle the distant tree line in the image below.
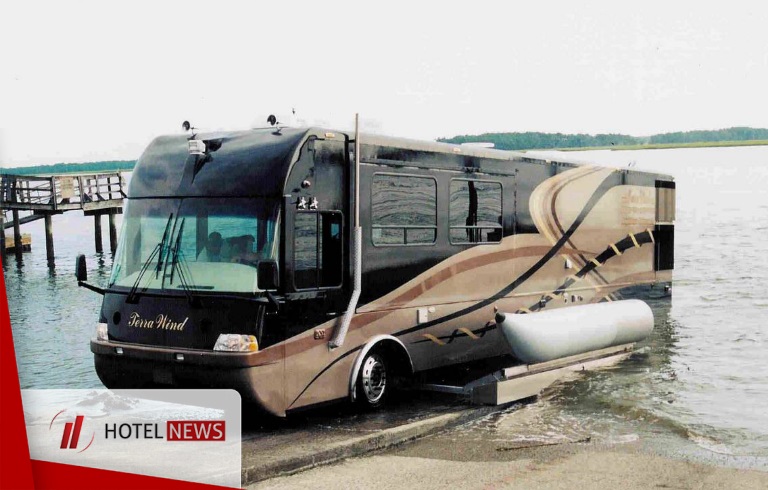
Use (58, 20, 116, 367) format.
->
(647, 127, 768, 144)
(0, 160, 136, 176)
(3, 126, 768, 174)
(438, 127, 768, 150)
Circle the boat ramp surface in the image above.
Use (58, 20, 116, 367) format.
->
(240, 343, 635, 485)
(240, 391, 496, 485)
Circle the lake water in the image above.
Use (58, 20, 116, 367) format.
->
(523, 146, 768, 468)
(4, 145, 768, 468)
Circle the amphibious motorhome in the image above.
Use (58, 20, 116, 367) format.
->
(81, 123, 675, 416)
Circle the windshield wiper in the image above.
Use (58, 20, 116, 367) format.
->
(167, 218, 200, 307)
(155, 213, 177, 279)
(127, 213, 174, 303)
(168, 218, 184, 286)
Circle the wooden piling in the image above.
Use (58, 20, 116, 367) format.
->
(94, 214, 103, 253)
(44, 214, 55, 262)
(12, 210, 22, 259)
(0, 213, 6, 262)
(108, 211, 118, 253)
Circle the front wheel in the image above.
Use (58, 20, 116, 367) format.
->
(355, 351, 388, 409)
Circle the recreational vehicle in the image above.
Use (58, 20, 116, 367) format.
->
(80, 122, 675, 417)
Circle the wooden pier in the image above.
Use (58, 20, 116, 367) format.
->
(0, 173, 125, 263)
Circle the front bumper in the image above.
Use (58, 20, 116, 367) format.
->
(90, 339, 286, 416)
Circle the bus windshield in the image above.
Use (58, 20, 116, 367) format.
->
(109, 197, 279, 294)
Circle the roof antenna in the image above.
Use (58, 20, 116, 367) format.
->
(267, 114, 282, 135)
(182, 120, 197, 138)
(182, 120, 206, 155)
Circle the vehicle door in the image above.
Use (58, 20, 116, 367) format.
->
(281, 135, 351, 408)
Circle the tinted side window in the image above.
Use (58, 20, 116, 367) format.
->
(372, 174, 436, 246)
(449, 180, 502, 244)
(294, 211, 343, 289)
(294, 213, 318, 289)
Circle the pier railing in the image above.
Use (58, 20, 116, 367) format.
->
(1, 172, 126, 262)
(0, 172, 126, 212)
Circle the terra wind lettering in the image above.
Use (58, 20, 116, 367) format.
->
(127, 312, 188, 331)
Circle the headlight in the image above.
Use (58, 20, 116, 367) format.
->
(213, 334, 258, 352)
(95, 322, 108, 342)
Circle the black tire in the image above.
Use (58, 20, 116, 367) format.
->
(355, 350, 389, 410)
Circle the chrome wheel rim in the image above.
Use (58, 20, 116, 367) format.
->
(361, 354, 387, 404)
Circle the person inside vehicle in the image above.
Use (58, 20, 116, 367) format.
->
(198, 231, 224, 262)
(230, 234, 257, 264)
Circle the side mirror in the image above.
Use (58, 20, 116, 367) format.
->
(257, 260, 279, 290)
(74, 254, 105, 295)
(75, 254, 87, 282)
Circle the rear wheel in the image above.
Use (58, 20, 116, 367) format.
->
(356, 351, 388, 409)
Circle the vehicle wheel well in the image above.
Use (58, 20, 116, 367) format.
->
(350, 336, 414, 405)
(370, 339, 413, 377)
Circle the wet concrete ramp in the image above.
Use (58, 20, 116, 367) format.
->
(240, 392, 495, 485)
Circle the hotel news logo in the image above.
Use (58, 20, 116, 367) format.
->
(50, 410, 95, 452)
(166, 421, 226, 441)
(50, 410, 225, 452)
(102, 421, 226, 441)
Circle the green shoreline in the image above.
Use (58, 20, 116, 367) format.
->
(525, 139, 768, 152)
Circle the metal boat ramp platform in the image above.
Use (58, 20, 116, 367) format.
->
(416, 344, 636, 406)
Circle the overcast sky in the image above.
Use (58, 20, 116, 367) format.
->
(1, 1, 767, 167)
